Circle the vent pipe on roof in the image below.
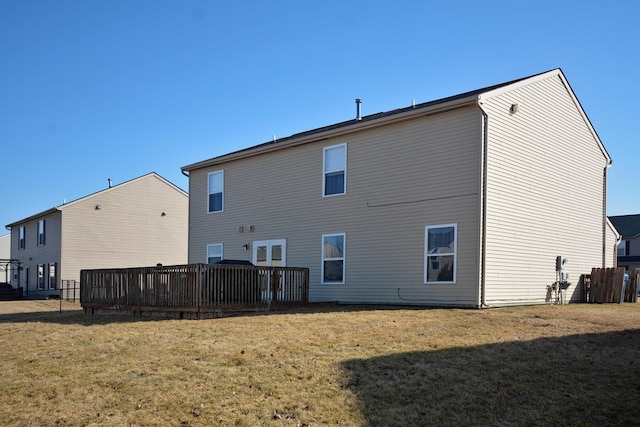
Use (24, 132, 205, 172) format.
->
(355, 98, 362, 120)
(108, 178, 112, 188)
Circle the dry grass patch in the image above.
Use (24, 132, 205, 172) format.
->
(0, 302, 639, 426)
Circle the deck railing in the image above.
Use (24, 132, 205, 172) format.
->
(80, 264, 309, 318)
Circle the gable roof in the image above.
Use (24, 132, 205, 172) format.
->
(608, 214, 640, 239)
(5, 172, 187, 229)
(182, 68, 610, 171)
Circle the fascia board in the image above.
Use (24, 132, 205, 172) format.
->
(182, 95, 478, 171)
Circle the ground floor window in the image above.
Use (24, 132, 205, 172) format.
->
(424, 224, 457, 284)
(322, 233, 345, 284)
(48, 263, 57, 290)
(37, 264, 45, 290)
(207, 244, 223, 264)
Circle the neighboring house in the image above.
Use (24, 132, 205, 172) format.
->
(0, 234, 10, 283)
(608, 214, 640, 272)
(181, 68, 614, 307)
(5, 172, 188, 297)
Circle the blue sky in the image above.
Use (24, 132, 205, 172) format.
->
(1, 0, 638, 233)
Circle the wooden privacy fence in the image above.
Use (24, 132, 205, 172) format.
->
(584, 268, 638, 304)
(81, 263, 309, 319)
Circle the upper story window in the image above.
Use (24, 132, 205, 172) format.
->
(322, 233, 345, 284)
(37, 220, 46, 246)
(424, 224, 457, 284)
(207, 243, 223, 264)
(323, 144, 346, 197)
(18, 226, 25, 250)
(208, 171, 224, 213)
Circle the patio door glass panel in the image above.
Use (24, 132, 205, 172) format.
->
(253, 239, 286, 300)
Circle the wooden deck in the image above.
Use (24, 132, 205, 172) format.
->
(80, 264, 309, 319)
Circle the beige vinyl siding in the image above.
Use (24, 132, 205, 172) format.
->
(60, 174, 188, 283)
(604, 219, 619, 268)
(188, 106, 483, 306)
(482, 74, 609, 305)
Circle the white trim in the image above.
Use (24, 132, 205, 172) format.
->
(424, 223, 457, 284)
(322, 143, 347, 197)
(321, 232, 346, 284)
(207, 170, 224, 214)
(206, 243, 223, 264)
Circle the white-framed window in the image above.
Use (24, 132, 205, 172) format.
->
(322, 233, 345, 284)
(18, 226, 25, 250)
(48, 263, 57, 290)
(323, 144, 346, 197)
(208, 171, 224, 213)
(37, 264, 45, 290)
(424, 224, 457, 284)
(617, 240, 628, 257)
(207, 243, 223, 264)
(37, 220, 46, 246)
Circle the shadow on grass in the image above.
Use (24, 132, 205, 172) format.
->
(342, 329, 640, 426)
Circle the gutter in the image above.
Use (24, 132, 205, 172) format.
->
(182, 96, 478, 173)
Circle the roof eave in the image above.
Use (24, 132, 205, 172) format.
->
(182, 95, 478, 172)
(5, 207, 60, 229)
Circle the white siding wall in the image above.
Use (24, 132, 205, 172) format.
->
(482, 74, 609, 305)
(188, 107, 483, 306)
(61, 174, 188, 282)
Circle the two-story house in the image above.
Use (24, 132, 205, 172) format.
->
(609, 214, 640, 272)
(182, 69, 616, 307)
(6, 172, 188, 297)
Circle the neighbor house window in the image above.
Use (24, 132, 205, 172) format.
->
(37, 264, 45, 290)
(617, 240, 628, 257)
(48, 263, 57, 290)
(322, 233, 345, 284)
(208, 171, 224, 213)
(424, 224, 457, 284)
(37, 220, 46, 246)
(207, 244, 223, 264)
(18, 226, 25, 250)
(323, 144, 346, 196)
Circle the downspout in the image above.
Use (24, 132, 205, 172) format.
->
(602, 161, 613, 267)
(477, 98, 489, 308)
(181, 168, 191, 264)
